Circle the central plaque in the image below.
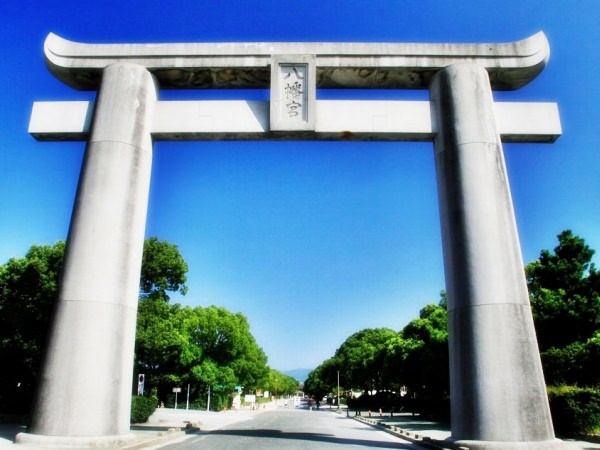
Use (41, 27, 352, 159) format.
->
(270, 55, 316, 131)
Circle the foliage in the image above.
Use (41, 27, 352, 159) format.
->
(526, 230, 600, 388)
(130, 395, 158, 424)
(524, 230, 600, 437)
(541, 331, 600, 386)
(304, 328, 400, 406)
(262, 369, 299, 397)
(547, 385, 600, 436)
(0, 242, 65, 413)
(333, 328, 398, 393)
(305, 293, 449, 417)
(0, 238, 188, 414)
(306, 229, 600, 430)
(526, 230, 600, 352)
(304, 357, 338, 400)
(396, 298, 448, 393)
(140, 237, 188, 299)
(0, 237, 271, 416)
(135, 302, 269, 409)
(383, 295, 449, 418)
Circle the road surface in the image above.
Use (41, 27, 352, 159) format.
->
(155, 407, 425, 449)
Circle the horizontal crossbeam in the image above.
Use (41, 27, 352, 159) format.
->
(44, 32, 549, 90)
(29, 100, 561, 143)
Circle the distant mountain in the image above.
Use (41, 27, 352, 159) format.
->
(283, 368, 312, 382)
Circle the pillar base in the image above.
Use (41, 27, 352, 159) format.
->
(450, 438, 566, 450)
(15, 432, 137, 448)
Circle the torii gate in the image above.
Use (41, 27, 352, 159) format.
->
(21, 33, 564, 449)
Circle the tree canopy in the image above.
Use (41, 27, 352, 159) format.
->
(304, 293, 449, 416)
(0, 242, 65, 413)
(135, 301, 271, 406)
(140, 237, 188, 299)
(262, 369, 299, 397)
(526, 230, 600, 386)
(0, 237, 277, 414)
(305, 230, 599, 418)
(385, 298, 448, 388)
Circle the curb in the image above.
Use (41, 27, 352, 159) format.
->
(354, 416, 454, 450)
(122, 427, 188, 450)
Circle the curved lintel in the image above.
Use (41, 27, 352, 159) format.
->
(44, 32, 550, 91)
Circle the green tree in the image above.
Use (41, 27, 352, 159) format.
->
(526, 230, 600, 351)
(135, 303, 270, 409)
(133, 238, 189, 400)
(185, 305, 268, 391)
(333, 328, 397, 394)
(263, 369, 299, 397)
(526, 230, 600, 387)
(304, 357, 338, 401)
(0, 237, 188, 414)
(140, 237, 188, 299)
(541, 331, 600, 387)
(135, 298, 188, 393)
(389, 295, 449, 417)
(400, 297, 448, 392)
(305, 294, 449, 415)
(0, 242, 65, 413)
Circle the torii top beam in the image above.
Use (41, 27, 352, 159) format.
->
(44, 32, 549, 91)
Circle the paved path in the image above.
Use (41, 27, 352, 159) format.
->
(352, 412, 600, 450)
(150, 408, 423, 449)
(1, 407, 599, 449)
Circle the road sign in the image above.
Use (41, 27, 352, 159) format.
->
(137, 374, 145, 396)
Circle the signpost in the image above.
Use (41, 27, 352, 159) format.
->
(173, 387, 181, 409)
(206, 386, 210, 412)
(137, 374, 145, 396)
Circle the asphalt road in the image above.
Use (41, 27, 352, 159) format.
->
(156, 408, 425, 449)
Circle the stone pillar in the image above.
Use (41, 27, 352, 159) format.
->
(18, 63, 156, 448)
(429, 63, 562, 449)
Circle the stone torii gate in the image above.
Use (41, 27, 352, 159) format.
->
(21, 33, 563, 449)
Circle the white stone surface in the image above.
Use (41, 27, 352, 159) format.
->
(317, 100, 432, 139)
(29, 101, 91, 139)
(43, 32, 549, 90)
(494, 101, 562, 141)
(28, 33, 564, 449)
(153, 100, 268, 135)
(430, 63, 558, 446)
(270, 55, 316, 131)
(29, 99, 561, 142)
(23, 63, 157, 445)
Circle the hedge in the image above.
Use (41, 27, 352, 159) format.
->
(547, 385, 600, 436)
(131, 395, 157, 424)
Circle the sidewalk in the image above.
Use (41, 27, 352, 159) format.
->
(352, 412, 451, 442)
(0, 422, 187, 450)
(0, 406, 275, 449)
(3, 408, 599, 449)
(352, 412, 600, 450)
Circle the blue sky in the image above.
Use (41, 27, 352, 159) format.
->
(1, 0, 599, 372)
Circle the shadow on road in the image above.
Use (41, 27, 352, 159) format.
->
(194, 428, 421, 448)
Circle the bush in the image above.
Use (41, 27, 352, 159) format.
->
(131, 395, 157, 424)
(547, 385, 600, 436)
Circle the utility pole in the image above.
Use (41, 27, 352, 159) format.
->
(337, 371, 340, 411)
(207, 385, 211, 412)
